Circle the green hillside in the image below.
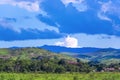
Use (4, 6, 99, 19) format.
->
(0, 47, 120, 64)
(66, 48, 120, 64)
(0, 48, 76, 61)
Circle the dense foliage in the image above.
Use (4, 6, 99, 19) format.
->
(0, 58, 93, 73)
(0, 58, 120, 73)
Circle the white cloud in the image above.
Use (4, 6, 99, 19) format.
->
(0, 16, 60, 33)
(55, 36, 79, 48)
(0, 0, 41, 12)
(100, 1, 111, 13)
(98, 0, 120, 31)
(16, 1, 40, 12)
(97, 12, 112, 21)
(0, 18, 20, 32)
(98, 0, 120, 20)
(0, 2, 59, 33)
(55, 41, 64, 46)
(61, 0, 84, 5)
(112, 23, 120, 32)
(100, 0, 120, 15)
(61, 0, 87, 12)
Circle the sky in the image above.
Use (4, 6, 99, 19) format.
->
(0, 0, 120, 48)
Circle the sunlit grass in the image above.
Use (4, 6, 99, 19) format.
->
(0, 72, 120, 80)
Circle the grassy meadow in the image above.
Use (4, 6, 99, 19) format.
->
(0, 72, 120, 80)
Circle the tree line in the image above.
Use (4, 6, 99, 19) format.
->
(0, 57, 120, 73)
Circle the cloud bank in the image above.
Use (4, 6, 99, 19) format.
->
(0, 0, 44, 12)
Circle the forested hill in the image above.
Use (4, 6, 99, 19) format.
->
(0, 48, 93, 73)
(0, 47, 75, 61)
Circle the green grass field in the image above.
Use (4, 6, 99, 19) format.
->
(0, 49, 10, 55)
(0, 72, 120, 80)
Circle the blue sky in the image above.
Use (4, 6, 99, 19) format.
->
(0, 0, 120, 48)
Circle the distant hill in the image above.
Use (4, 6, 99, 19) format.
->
(40, 45, 100, 54)
(40, 45, 120, 64)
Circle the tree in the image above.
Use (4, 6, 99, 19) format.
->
(55, 66, 65, 73)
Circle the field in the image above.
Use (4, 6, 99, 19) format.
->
(0, 73, 120, 80)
